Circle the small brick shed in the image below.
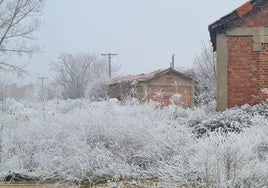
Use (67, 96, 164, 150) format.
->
(209, 0, 268, 111)
(109, 68, 195, 107)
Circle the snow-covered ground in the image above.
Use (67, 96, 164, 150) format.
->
(0, 98, 267, 187)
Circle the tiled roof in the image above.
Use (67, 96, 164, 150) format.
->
(109, 68, 193, 85)
(109, 69, 164, 85)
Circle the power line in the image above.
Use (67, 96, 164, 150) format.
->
(101, 53, 118, 78)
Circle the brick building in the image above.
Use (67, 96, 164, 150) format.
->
(109, 68, 195, 107)
(209, 0, 268, 111)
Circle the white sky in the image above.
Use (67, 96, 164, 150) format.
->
(17, 0, 247, 84)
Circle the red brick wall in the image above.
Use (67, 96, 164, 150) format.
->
(148, 73, 192, 106)
(230, 6, 268, 28)
(109, 72, 194, 107)
(227, 36, 260, 107)
(259, 44, 268, 100)
(227, 5, 268, 107)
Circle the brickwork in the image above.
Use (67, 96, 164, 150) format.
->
(209, 0, 268, 110)
(109, 69, 195, 107)
(230, 6, 268, 28)
(226, 5, 268, 108)
(259, 44, 268, 99)
(227, 36, 260, 107)
(148, 74, 192, 106)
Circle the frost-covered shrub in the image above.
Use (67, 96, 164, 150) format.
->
(189, 103, 268, 137)
(0, 99, 267, 187)
(190, 108, 251, 137)
(1, 99, 191, 182)
(169, 94, 181, 105)
(85, 80, 108, 101)
(56, 99, 82, 113)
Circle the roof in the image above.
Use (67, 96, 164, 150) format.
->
(109, 68, 193, 85)
(209, 0, 266, 51)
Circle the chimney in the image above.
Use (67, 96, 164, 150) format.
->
(171, 54, 175, 69)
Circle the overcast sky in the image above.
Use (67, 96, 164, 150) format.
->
(19, 0, 247, 84)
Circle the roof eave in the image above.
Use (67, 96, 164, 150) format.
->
(208, 0, 265, 51)
(109, 68, 194, 86)
(145, 67, 193, 82)
(209, 11, 237, 51)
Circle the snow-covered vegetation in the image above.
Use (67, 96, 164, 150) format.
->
(180, 44, 216, 105)
(0, 98, 267, 187)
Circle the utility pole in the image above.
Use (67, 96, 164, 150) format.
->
(101, 53, 118, 78)
(38, 77, 48, 89)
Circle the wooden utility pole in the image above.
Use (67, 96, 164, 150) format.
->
(101, 53, 118, 78)
(38, 77, 48, 89)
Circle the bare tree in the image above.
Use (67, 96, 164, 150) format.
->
(0, 76, 6, 109)
(51, 52, 119, 99)
(194, 43, 216, 82)
(0, 0, 44, 75)
(182, 43, 216, 104)
(194, 43, 216, 104)
(0, 75, 7, 164)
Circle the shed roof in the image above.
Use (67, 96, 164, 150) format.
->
(209, 0, 266, 51)
(109, 68, 193, 85)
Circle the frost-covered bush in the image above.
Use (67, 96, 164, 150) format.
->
(0, 99, 267, 187)
(85, 80, 108, 101)
(180, 44, 216, 105)
(189, 103, 268, 137)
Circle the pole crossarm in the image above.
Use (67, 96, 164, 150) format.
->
(101, 53, 118, 78)
(38, 77, 48, 89)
